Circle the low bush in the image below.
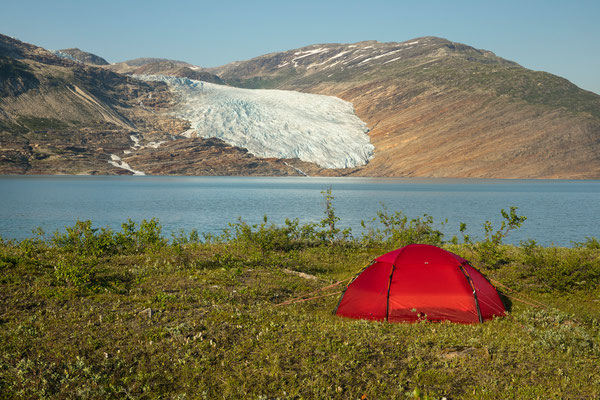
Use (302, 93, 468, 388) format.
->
(51, 218, 167, 256)
(360, 207, 444, 248)
(53, 254, 96, 288)
(520, 243, 600, 291)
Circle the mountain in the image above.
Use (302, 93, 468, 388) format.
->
(107, 58, 225, 84)
(54, 48, 109, 65)
(208, 37, 600, 178)
(0, 34, 303, 175)
(1, 34, 599, 178)
(0, 33, 176, 174)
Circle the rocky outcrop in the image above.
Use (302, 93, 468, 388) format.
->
(0, 58, 40, 97)
(119, 137, 308, 176)
(55, 48, 109, 65)
(106, 59, 225, 84)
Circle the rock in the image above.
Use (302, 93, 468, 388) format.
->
(139, 307, 153, 319)
(56, 48, 109, 65)
(441, 346, 490, 360)
(282, 269, 318, 280)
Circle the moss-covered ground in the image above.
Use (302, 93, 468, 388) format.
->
(1, 212, 599, 399)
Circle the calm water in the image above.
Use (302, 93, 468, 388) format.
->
(0, 176, 599, 246)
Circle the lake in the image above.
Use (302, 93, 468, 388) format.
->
(0, 176, 599, 246)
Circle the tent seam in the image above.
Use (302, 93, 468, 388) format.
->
(333, 261, 374, 315)
(459, 262, 484, 323)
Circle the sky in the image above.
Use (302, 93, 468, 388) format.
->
(1, 0, 599, 94)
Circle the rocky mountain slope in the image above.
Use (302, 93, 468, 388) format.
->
(0, 34, 304, 175)
(208, 37, 600, 178)
(0, 34, 175, 174)
(54, 48, 109, 65)
(1, 34, 599, 178)
(107, 58, 224, 84)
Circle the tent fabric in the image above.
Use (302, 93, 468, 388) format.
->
(335, 244, 506, 323)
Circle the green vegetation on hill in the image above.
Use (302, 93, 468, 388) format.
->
(1, 199, 599, 398)
(228, 50, 600, 120)
(16, 116, 70, 131)
(405, 58, 600, 118)
(0, 57, 39, 97)
(0, 57, 36, 82)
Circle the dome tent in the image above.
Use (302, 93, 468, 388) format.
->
(335, 244, 506, 323)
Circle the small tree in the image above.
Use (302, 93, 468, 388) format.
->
(477, 206, 527, 267)
(319, 188, 350, 245)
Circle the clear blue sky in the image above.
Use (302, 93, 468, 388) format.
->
(2, 0, 599, 94)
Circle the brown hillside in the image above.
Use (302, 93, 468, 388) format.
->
(2, 34, 599, 178)
(211, 37, 600, 178)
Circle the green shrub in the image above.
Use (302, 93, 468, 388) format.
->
(517, 308, 598, 355)
(51, 218, 167, 256)
(318, 188, 351, 244)
(223, 190, 354, 251)
(51, 220, 116, 256)
(226, 216, 319, 252)
(523, 245, 600, 291)
(575, 236, 600, 250)
(0, 252, 19, 271)
(53, 255, 96, 288)
(468, 207, 527, 268)
(171, 229, 201, 246)
(360, 207, 444, 247)
(115, 218, 167, 253)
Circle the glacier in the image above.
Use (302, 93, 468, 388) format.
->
(136, 75, 374, 169)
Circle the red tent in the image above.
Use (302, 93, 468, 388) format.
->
(335, 244, 506, 323)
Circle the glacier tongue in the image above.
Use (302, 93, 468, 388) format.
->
(136, 75, 374, 169)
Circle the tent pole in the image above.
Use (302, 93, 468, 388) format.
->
(385, 264, 396, 322)
(459, 264, 483, 323)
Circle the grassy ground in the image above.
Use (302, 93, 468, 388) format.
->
(1, 216, 599, 399)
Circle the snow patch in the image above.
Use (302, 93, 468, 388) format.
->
(359, 48, 406, 64)
(324, 60, 341, 69)
(181, 128, 196, 138)
(292, 48, 329, 67)
(127, 134, 165, 151)
(293, 48, 327, 57)
(146, 141, 166, 149)
(283, 161, 308, 177)
(136, 75, 374, 169)
(343, 53, 371, 64)
(329, 50, 351, 60)
(306, 58, 336, 69)
(52, 50, 82, 63)
(108, 154, 145, 175)
(371, 49, 404, 60)
(130, 135, 141, 149)
(383, 56, 403, 64)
